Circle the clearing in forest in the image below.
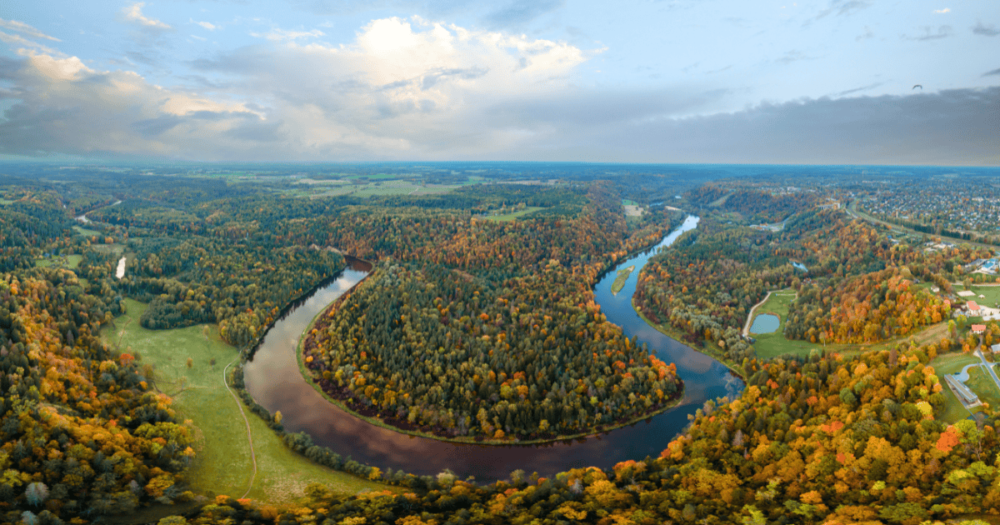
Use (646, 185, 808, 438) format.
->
(931, 352, 996, 423)
(101, 299, 391, 504)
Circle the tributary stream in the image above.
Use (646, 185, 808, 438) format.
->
(243, 216, 743, 480)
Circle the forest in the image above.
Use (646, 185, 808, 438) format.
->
(1, 166, 999, 525)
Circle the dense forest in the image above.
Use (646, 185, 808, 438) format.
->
(305, 184, 686, 441)
(2, 168, 1000, 524)
(635, 206, 985, 366)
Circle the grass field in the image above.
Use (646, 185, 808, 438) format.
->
(91, 244, 126, 256)
(747, 290, 810, 359)
(34, 254, 83, 270)
(968, 285, 1000, 309)
(73, 225, 101, 237)
(483, 207, 544, 222)
(750, 289, 952, 360)
(930, 352, 984, 423)
(0, 198, 13, 205)
(102, 299, 391, 503)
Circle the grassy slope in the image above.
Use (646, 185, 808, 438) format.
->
(747, 290, 803, 359)
(73, 225, 101, 237)
(35, 254, 83, 269)
(483, 207, 545, 222)
(749, 287, 951, 360)
(930, 352, 984, 423)
(102, 299, 391, 504)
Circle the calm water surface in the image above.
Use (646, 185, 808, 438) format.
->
(244, 216, 743, 480)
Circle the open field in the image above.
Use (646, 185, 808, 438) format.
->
(34, 254, 83, 270)
(748, 290, 807, 359)
(751, 287, 951, 360)
(73, 225, 101, 237)
(483, 207, 544, 222)
(968, 285, 1000, 308)
(930, 352, 984, 423)
(102, 299, 391, 503)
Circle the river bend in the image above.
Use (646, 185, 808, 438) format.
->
(244, 216, 742, 479)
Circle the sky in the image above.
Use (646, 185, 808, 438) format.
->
(0, 0, 997, 164)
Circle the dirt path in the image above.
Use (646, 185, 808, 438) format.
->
(223, 360, 257, 499)
(744, 291, 773, 336)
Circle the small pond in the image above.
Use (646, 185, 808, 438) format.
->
(750, 314, 780, 334)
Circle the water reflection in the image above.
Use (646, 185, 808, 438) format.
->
(244, 216, 743, 480)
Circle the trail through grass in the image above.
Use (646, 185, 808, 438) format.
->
(102, 299, 392, 503)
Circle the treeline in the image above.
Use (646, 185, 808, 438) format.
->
(687, 185, 816, 223)
(165, 341, 1000, 525)
(0, 270, 192, 520)
(635, 208, 985, 361)
(76, 236, 345, 348)
(307, 261, 680, 441)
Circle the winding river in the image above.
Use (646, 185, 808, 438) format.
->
(243, 215, 742, 480)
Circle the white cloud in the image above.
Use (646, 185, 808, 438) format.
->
(252, 28, 325, 41)
(0, 18, 60, 41)
(0, 31, 62, 56)
(934, 8, 951, 14)
(194, 20, 216, 31)
(1, 17, 597, 160)
(123, 3, 172, 30)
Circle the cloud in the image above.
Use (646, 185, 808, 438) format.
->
(984, 68, 1000, 77)
(0, 18, 60, 41)
(0, 31, 61, 56)
(856, 26, 874, 41)
(194, 20, 217, 31)
(482, 87, 1000, 165)
(775, 50, 817, 65)
(972, 21, 999, 36)
(123, 3, 172, 30)
(482, 0, 564, 29)
(933, 8, 950, 14)
(0, 53, 266, 158)
(1, 18, 592, 160)
(251, 28, 325, 41)
(814, 0, 873, 20)
(832, 82, 883, 96)
(905, 25, 953, 41)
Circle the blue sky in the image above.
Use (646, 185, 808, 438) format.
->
(0, 0, 997, 163)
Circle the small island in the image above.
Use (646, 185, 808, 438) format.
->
(611, 265, 635, 295)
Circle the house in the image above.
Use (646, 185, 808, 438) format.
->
(971, 324, 987, 334)
(991, 344, 1000, 354)
(968, 301, 981, 315)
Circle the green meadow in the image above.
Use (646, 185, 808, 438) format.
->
(102, 299, 391, 504)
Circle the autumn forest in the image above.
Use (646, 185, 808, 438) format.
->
(1, 164, 1000, 525)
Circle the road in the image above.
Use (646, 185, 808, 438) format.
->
(973, 348, 1000, 396)
(846, 200, 998, 251)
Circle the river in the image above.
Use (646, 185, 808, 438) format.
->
(243, 215, 742, 480)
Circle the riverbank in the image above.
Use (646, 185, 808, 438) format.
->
(102, 299, 389, 504)
(297, 276, 686, 447)
(632, 298, 746, 380)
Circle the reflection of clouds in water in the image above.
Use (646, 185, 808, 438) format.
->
(723, 371, 745, 401)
